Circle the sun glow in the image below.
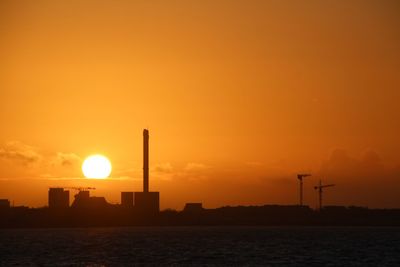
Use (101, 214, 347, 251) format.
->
(82, 155, 112, 179)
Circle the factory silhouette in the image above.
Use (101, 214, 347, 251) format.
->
(48, 129, 160, 215)
(1, 130, 400, 227)
(47, 129, 160, 215)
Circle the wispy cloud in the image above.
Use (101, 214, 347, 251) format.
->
(0, 141, 83, 179)
(51, 152, 81, 167)
(318, 148, 387, 180)
(153, 162, 173, 173)
(0, 141, 42, 165)
(37, 176, 85, 181)
(110, 176, 142, 181)
(184, 162, 210, 172)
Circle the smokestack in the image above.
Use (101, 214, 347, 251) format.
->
(143, 129, 149, 193)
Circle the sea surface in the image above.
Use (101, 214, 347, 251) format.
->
(0, 226, 399, 266)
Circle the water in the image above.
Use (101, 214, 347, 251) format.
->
(0, 227, 399, 266)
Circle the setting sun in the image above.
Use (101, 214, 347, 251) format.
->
(82, 155, 112, 179)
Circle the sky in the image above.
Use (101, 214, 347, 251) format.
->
(0, 0, 399, 209)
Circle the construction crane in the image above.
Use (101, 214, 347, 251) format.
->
(314, 180, 335, 210)
(297, 174, 311, 206)
(63, 187, 96, 192)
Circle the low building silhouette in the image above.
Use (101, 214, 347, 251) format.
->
(183, 203, 203, 213)
(0, 199, 10, 209)
(135, 192, 159, 214)
(48, 188, 69, 208)
(2, 130, 400, 228)
(121, 192, 134, 207)
(71, 190, 109, 209)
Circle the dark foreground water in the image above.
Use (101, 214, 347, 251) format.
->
(0, 227, 399, 266)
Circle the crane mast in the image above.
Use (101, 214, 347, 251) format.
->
(314, 180, 335, 210)
(297, 174, 311, 206)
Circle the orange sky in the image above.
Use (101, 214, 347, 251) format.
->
(0, 0, 399, 209)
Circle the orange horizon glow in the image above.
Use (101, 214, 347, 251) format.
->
(0, 0, 399, 209)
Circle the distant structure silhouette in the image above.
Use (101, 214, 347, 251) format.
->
(0, 199, 10, 209)
(314, 180, 335, 210)
(143, 128, 149, 193)
(134, 129, 160, 215)
(45, 130, 159, 216)
(48, 188, 69, 208)
(121, 192, 134, 207)
(3, 129, 400, 228)
(2, 151, 400, 227)
(297, 174, 311, 206)
(183, 203, 204, 213)
(71, 188, 109, 209)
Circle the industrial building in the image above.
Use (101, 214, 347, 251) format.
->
(71, 188, 109, 209)
(121, 192, 134, 207)
(0, 199, 10, 209)
(45, 129, 159, 215)
(48, 188, 69, 208)
(134, 129, 160, 215)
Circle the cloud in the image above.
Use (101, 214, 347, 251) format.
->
(0, 141, 83, 179)
(51, 152, 81, 167)
(153, 162, 174, 173)
(319, 148, 387, 180)
(147, 162, 212, 182)
(169, 163, 211, 182)
(0, 141, 42, 165)
(315, 148, 400, 207)
(110, 164, 145, 181)
(110, 176, 142, 181)
(37, 175, 84, 180)
(184, 162, 210, 172)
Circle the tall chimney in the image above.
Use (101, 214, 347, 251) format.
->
(143, 129, 149, 193)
